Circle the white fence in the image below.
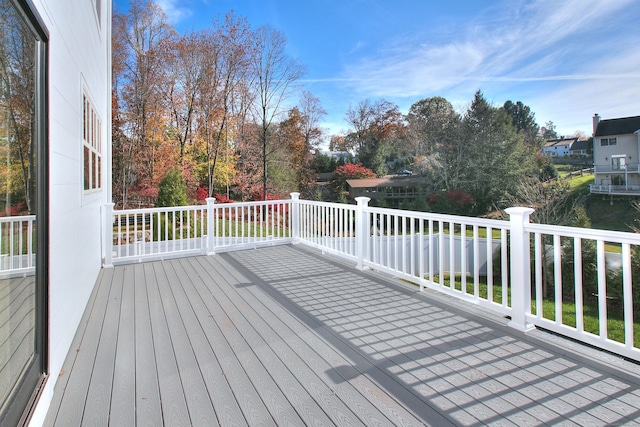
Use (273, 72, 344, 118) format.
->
(0, 215, 36, 277)
(103, 194, 640, 362)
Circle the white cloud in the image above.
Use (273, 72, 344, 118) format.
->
(155, 0, 193, 24)
(339, 0, 636, 104)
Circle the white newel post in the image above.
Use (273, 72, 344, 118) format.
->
(505, 206, 535, 332)
(290, 192, 300, 243)
(355, 197, 370, 270)
(102, 203, 115, 268)
(206, 197, 216, 255)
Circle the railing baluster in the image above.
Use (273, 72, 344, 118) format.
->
(574, 238, 584, 332)
(553, 235, 562, 325)
(596, 240, 607, 340)
(473, 225, 479, 298)
(534, 232, 543, 318)
(449, 221, 455, 290)
(461, 224, 467, 294)
(622, 243, 633, 348)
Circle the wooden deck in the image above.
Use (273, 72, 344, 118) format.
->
(44, 245, 640, 426)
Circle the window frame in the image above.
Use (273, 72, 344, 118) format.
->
(82, 90, 103, 197)
(600, 137, 618, 146)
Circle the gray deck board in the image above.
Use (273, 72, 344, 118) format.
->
(132, 263, 163, 426)
(146, 261, 191, 426)
(163, 258, 248, 426)
(180, 257, 305, 426)
(82, 264, 123, 426)
(186, 256, 357, 426)
(109, 264, 136, 426)
(196, 254, 418, 427)
(48, 266, 115, 427)
(44, 245, 640, 426)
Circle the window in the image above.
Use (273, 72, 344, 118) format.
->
(612, 156, 626, 170)
(600, 137, 617, 146)
(83, 93, 102, 192)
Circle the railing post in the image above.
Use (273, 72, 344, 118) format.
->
(355, 197, 370, 270)
(102, 203, 115, 268)
(206, 197, 216, 255)
(505, 206, 535, 332)
(290, 192, 300, 243)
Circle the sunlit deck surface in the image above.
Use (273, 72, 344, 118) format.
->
(44, 245, 640, 426)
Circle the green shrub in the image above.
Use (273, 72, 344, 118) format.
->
(156, 167, 188, 207)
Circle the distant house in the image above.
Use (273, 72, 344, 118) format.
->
(347, 176, 427, 205)
(542, 138, 586, 157)
(590, 113, 640, 196)
(569, 139, 590, 156)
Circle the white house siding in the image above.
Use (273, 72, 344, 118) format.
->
(594, 133, 639, 165)
(28, 0, 111, 425)
(593, 133, 640, 186)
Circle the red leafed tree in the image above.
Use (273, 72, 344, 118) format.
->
(330, 163, 376, 193)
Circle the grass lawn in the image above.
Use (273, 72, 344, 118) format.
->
(584, 195, 639, 232)
(560, 171, 640, 232)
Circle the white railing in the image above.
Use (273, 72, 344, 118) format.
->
(206, 198, 292, 253)
(0, 215, 36, 276)
(590, 184, 640, 194)
(103, 193, 640, 362)
(103, 198, 292, 265)
(524, 222, 640, 361)
(594, 163, 640, 174)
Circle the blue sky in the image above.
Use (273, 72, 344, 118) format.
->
(115, 0, 640, 141)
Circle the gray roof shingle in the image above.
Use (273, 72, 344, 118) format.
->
(595, 116, 640, 137)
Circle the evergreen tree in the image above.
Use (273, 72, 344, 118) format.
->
(156, 167, 188, 207)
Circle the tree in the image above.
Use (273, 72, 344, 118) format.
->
(503, 175, 574, 225)
(298, 90, 326, 149)
(329, 135, 347, 151)
(330, 163, 375, 194)
(344, 99, 406, 175)
(459, 91, 533, 213)
(162, 31, 206, 160)
(406, 96, 460, 158)
(196, 12, 252, 197)
(540, 120, 558, 140)
(156, 166, 188, 207)
(112, 0, 175, 206)
(502, 100, 539, 146)
(249, 25, 305, 200)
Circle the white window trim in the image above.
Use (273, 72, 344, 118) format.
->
(82, 89, 103, 203)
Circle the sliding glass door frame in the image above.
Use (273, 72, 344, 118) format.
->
(0, 0, 48, 425)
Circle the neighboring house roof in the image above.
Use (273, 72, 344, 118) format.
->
(347, 176, 425, 189)
(544, 137, 578, 148)
(570, 139, 590, 152)
(594, 115, 640, 137)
